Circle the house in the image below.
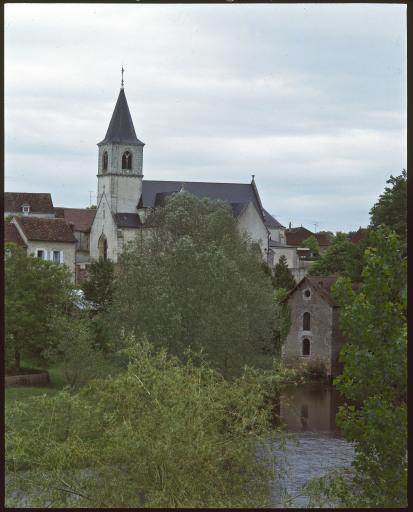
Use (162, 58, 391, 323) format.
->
(9, 216, 77, 281)
(349, 227, 368, 245)
(281, 275, 350, 377)
(89, 83, 279, 264)
(54, 207, 96, 283)
(4, 192, 55, 218)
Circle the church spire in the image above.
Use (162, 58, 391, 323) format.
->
(121, 65, 124, 89)
(98, 86, 144, 146)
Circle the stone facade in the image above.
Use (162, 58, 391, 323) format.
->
(282, 276, 346, 377)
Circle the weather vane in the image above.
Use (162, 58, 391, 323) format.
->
(121, 65, 125, 88)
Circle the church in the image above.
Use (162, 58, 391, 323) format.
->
(89, 81, 286, 265)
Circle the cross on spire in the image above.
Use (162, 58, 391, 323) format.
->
(121, 65, 125, 88)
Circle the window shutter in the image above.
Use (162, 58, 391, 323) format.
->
(60, 251, 64, 264)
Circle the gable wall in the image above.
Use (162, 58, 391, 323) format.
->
(236, 202, 269, 259)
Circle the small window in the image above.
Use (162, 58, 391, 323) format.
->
(122, 151, 132, 170)
(102, 151, 108, 172)
(53, 251, 61, 264)
(302, 338, 310, 356)
(22, 204, 30, 215)
(36, 250, 45, 260)
(304, 289, 311, 299)
(303, 312, 310, 331)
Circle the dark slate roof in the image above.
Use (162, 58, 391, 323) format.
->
(114, 213, 142, 228)
(4, 222, 27, 247)
(263, 209, 285, 229)
(285, 226, 314, 246)
(54, 207, 96, 232)
(98, 88, 144, 146)
(141, 180, 264, 218)
(4, 192, 54, 214)
(14, 217, 76, 243)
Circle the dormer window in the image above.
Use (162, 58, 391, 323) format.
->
(22, 204, 30, 215)
(102, 151, 108, 172)
(122, 151, 132, 170)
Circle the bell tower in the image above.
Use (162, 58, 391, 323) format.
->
(96, 71, 144, 214)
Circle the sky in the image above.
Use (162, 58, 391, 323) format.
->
(4, 3, 407, 233)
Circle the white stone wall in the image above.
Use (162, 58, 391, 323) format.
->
(89, 193, 119, 262)
(236, 202, 269, 259)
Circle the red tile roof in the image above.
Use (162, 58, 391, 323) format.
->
(285, 227, 314, 246)
(14, 217, 76, 243)
(4, 192, 54, 214)
(54, 207, 96, 232)
(315, 233, 331, 247)
(4, 223, 27, 247)
(349, 228, 368, 244)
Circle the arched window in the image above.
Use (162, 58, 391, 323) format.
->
(303, 312, 310, 331)
(302, 338, 310, 356)
(102, 151, 108, 172)
(122, 151, 132, 170)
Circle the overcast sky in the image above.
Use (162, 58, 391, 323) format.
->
(5, 3, 406, 233)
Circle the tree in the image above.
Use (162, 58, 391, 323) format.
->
(272, 255, 296, 291)
(106, 192, 275, 377)
(369, 169, 407, 240)
(272, 288, 291, 357)
(6, 340, 278, 508)
(81, 258, 115, 313)
(5, 243, 73, 370)
(309, 232, 364, 281)
(306, 227, 407, 507)
(301, 235, 320, 257)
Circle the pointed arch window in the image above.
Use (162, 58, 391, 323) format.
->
(102, 151, 108, 172)
(122, 151, 132, 170)
(303, 312, 310, 331)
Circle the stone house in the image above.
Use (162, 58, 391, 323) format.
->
(89, 84, 281, 265)
(281, 275, 348, 377)
(9, 216, 77, 281)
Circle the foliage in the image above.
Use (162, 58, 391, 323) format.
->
(86, 204, 97, 209)
(49, 314, 114, 390)
(5, 243, 73, 370)
(302, 358, 327, 381)
(81, 258, 115, 313)
(272, 288, 291, 357)
(301, 235, 320, 257)
(6, 340, 280, 508)
(308, 232, 364, 281)
(106, 192, 275, 377)
(272, 255, 296, 291)
(369, 169, 407, 240)
(307, 227, 407, 507)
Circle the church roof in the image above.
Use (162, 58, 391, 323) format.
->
(263, 209, 285, 229)
(98, 88, 144, 146)
(140, 180, 265, 219)
(114, 213, 142, 228)
(5, 192, 54, 214)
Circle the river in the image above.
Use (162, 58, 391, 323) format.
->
(268, 382, 355, 508)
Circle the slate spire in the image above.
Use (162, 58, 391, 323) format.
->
(98, 88, 144, 146)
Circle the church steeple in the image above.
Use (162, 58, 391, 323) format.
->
(98, 88, 144, 146)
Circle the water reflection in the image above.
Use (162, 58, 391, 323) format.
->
(280, 382, 344, 434)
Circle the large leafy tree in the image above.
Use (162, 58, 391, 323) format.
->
(369, 169, 407, 240)
(308, 232, 365, 281)
(307, 227, 407, 507)
(106, 192, 275, 377)
(272, 255, 296, 291)
(5, 243, 73, 370)
(301, 235, 320, 257)
(82, 258, 115, 313)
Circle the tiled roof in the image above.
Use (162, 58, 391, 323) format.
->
(14, 217, 76, 243)
(349, 228, 368, 244)
(141, 180, 264, 219)
(315, 233, 331, 247)
(285, 227, 314, 246)
(54, 207, 96, 232)
(4, 192, 54, 214)
(263, 209, 285, 229)
(114, 213, 142, 228)
(4, 222, 27, 247)
(98, 88, 144, 146)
